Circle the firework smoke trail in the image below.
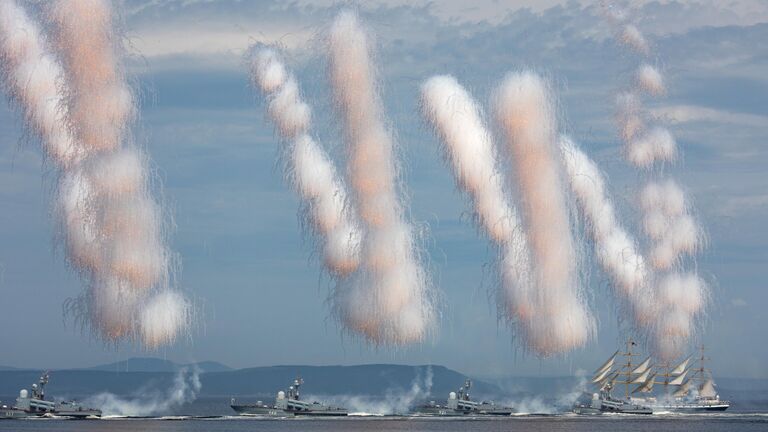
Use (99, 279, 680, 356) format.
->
(0, 0, 189, 347)
(559, 136, 657, 329)
(48, 0, 190, 348)
(419, 75, 534, 342)
(606, 5, 708, 359)
(248, 47, 361, 276)
(328, 10, 434, 345)
(0, 1, 83, 167)
(492, 72, 594, 355)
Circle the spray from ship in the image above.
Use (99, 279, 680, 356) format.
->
(85, 367, 201, 417)
(0, 0, 190, 347)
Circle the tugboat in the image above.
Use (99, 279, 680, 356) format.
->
(572, 339, 652, 415)
(230, 377, 348, 416)
(1, 371, 101, 419)
(412, 379, 515, 416)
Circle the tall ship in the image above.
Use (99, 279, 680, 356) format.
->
(230, 377, 348, 416)
(575, 339, 729, 414)
(1, 371, 102, 419)
(412, 379, 515, 416)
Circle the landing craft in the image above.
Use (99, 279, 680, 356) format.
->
(230, 377, 348, 416)
(411, 379, 515, 416)
(0, 372, 102, 419)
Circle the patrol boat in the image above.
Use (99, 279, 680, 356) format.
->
(230, 377, 348, 416)
(412, 379, 515, 416)
(1, 371, 102, 419)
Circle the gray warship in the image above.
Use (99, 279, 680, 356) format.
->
(230, 377, 348, 416)
(0, 371, 102, 419)
(412, 379, 515, 416)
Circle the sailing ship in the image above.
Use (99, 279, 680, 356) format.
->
(578, 339, 730, 414)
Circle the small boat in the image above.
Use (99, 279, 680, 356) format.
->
(231, 377, 348, 416)
(412, 379, 515, 416)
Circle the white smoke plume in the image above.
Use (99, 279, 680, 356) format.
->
(248, 47, 361, 277)
(0, 1, 83, 167)
(559, 136, 659, 331)
(328, 10, 434, 345)
(0, 0, 189, 347)
(636, 64, 666, 96)
(493, 72, 594, 355)
(606, 7, 709, 359)
(419, 75, 535, 349)
(86, 367, 201, 417)
(620, 24, 650, 56)
(640, 180, 702, 270)
(314, 366, 433, 415)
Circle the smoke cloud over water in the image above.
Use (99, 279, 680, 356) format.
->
(86, 368, 201, 417)
(0, 0, 190, 347)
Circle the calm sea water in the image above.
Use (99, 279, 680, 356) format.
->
(2, 396, 767, 431)
(1, 414, 767, 432)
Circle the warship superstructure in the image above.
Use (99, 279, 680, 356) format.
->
(575, 339, 729, 414)
(0, 372, 101, 419)
(230, 377, 348, 416)
(412, 379, 515, 416)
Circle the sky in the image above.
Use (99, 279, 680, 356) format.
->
(0, 0, 766, 379)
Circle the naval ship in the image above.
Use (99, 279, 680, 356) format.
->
(412, 379, 515, 416)
(230, 377, 348, 416)
(1, 371, 102, 419)
(574, 339, 729, 414)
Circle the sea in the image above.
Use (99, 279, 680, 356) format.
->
(1, 397, 767, 432)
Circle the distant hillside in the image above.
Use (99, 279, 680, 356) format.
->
(0, 364, 498, 399)
(84, 357, 232, 373)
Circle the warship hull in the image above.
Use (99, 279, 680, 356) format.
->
(649, 403, 729, 413)
(231, 403, 348, 416)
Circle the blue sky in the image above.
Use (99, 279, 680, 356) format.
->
(0, 0, 766, 379)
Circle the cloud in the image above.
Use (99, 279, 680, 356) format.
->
(650, 104, 768, 127)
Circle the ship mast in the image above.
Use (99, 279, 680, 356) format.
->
(613, 338, 641, 399)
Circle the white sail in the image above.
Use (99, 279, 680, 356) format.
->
(632, 357, 651, 375)
(592, 367, 612, 383)
(595, 351, 619, 375)
(699, 378, 717, 398)
(633, 373, 656, 393)
(670, 357, 691, 375)
(669, 369, 688, 386)
(672, 379, 691, 397)
(631, 369, 650, 384)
